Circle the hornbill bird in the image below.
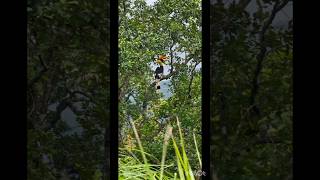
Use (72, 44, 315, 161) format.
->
(154, 55, 168, 90)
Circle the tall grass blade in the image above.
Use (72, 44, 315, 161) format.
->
(193, 132, 202, 168)
(160, 125, 173, 180)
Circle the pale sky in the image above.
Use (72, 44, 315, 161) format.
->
(145, 0, 157, 6)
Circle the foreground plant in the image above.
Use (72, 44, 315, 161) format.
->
(119, 116, 201, 180)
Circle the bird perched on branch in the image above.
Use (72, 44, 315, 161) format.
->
(154, 55, 169, 90)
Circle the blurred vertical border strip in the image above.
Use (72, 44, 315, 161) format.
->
(110, 0, 119, 179)
(201, 0, 211, 179)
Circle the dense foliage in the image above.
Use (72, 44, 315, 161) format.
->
(27, 0, 292, 179)
(118, 0, 202, 178)
(210, 0, 293, 179)
(27, 0, 110, 179)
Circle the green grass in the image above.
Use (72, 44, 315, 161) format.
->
(119, 116, 201, 180)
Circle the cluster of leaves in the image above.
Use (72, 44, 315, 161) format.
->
(210, 0, 292, 179)
(118, 0, 202, 176)
(27, 0, 110, 179)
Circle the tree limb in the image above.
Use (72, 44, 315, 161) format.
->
(119, 75, 131, 101)
(187, 62, 200, 98)
(249, 0, 289, 116)
(27, 55, 49, 90)
(237, 0, 252, 10)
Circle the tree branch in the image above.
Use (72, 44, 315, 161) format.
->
(27, 55, 49, 90)
(249, 0, 289, 116)
(187, 62, 200, 98)
(237, 0, 252, 10)
(169, 40, 175, 74)
(71, 90, 98, 105)
(119, 75, 131, 101)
